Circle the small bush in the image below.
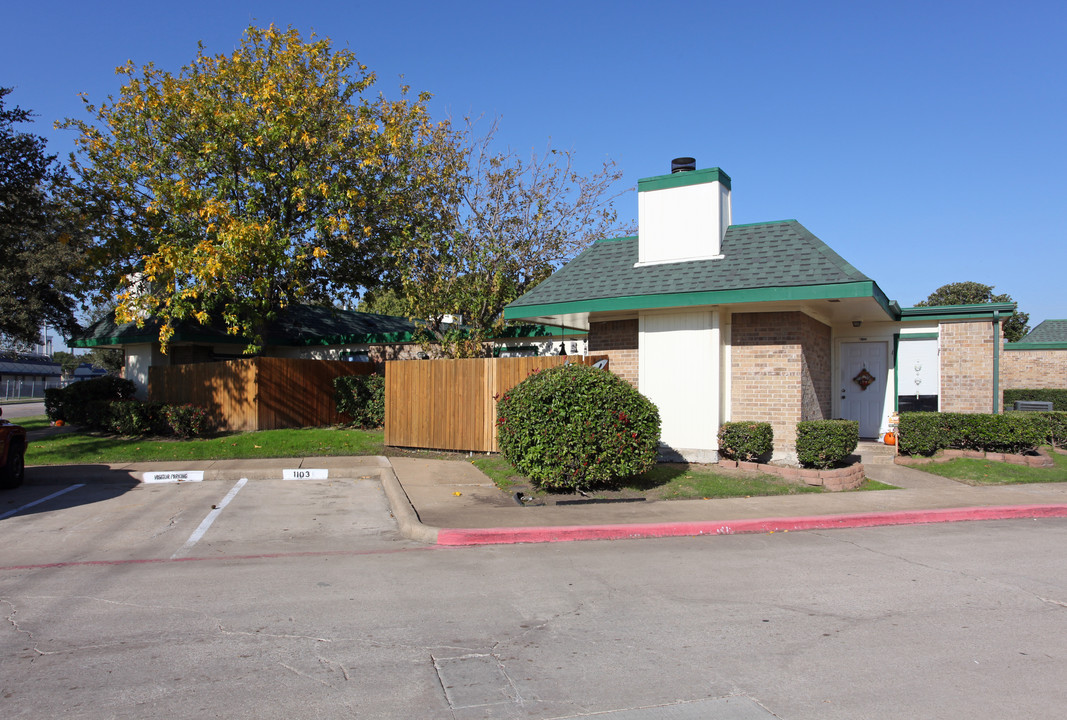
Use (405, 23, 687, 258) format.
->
(796, 420, 859, 469)
(717, 421, 773, 461)
(1004, 389, 1067, 412)
(496, 363, 660, 491)
(164, 404, 212, 438)
(107, 400, 167, 436)
(334, 374, 385, 428)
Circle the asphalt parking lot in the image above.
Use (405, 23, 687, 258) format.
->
(0, 472, 407, 569)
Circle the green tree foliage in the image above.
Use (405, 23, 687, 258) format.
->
(392, 120, 632, 357)
(63, 25, 460, 352)
(355, 288, 411, 317)
(916, 281, 1030, 342)
(82, 347, 124, 374)
(51, 350, 81, 375)
(0, 88, 85, 345)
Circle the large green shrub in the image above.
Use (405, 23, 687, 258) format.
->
(796, 420, 859, 469)
(47, 376, 137, 429)
(1004, 389, 1067, 412)
(334, 374, 385, 428)
(717, 421, 773, 461)
(495, 363, 660, 491)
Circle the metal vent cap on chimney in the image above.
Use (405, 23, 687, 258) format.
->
(671, 157, 696, 173)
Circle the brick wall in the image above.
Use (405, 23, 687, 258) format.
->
(731, 311, 830, 453)
(588, 319, 639, 387)
(800, 313, 833, 421)
(939, 320, 997, 412)
(1001, 347, 1067, 389)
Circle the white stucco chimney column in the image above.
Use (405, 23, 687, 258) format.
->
(636, 163, 731, 267)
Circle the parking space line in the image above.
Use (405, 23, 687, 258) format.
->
(171, 477, 248, 559)
(0, 484, 86, 521)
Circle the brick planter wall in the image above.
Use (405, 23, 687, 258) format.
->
(718, 458, 866, 491)
(588, 319, 639, 387)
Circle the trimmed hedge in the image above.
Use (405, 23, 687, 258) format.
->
(496, 363, 660, 491)
(1045, 412, 1067, 447)
(898, 411, 1053, 456)
(334, 374, 385, 428)
(1004, 389, 1067, 412)
(796, 420, 859, 469)
(717, 421, 773, 461)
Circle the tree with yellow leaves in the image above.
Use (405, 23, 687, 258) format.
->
(64, 24, 461, 351)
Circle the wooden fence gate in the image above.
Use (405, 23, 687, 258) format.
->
(385, 355, 607, 452)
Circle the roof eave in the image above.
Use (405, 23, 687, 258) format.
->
(505, 281, 897, 323)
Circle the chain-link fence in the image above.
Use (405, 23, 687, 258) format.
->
(1, 379, 66, 401)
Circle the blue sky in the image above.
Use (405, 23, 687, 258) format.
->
(4, 0, 1065, 337)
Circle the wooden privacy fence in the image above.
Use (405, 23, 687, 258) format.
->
(149, 357, 374, 432)
(385, 355, 607, 453)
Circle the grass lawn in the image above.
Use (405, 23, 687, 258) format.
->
(472, 454, 893, 502)
(918, 451, 1067, 485)
(24, 417, 386, 465)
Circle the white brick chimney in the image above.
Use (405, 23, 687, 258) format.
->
(635, 160, 732, 267)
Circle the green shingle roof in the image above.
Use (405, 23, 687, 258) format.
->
(507, 220, 873, 312)
(1017, 319, 1067, 344)
(70, 305, 419, 348)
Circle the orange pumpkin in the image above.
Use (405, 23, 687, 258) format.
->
(55, 420, 65, 427)
(883, 431, 896, 446)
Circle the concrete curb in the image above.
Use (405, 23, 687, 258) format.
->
(432, 504, 1067, 546)
(379, 465, 440, 544)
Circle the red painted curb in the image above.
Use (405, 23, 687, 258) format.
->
(435, 505, 1067, 546)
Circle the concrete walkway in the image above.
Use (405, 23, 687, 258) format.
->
(22, 454, 1067, 546)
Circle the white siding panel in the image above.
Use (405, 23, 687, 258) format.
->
(639, 311, 720, 457)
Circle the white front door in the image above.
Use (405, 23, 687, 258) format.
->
(840, 341, 887, 438)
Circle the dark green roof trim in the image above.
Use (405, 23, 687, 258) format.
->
(898, 332, 939, 341)
(505, 281, 893, 321)
(1004, 342, 1067, 351)
(898, 303, 1017, 322)
(492, 324, 586, 339)
(638, 167, 732, 192)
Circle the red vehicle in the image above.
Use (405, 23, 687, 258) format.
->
(0, 407, 27, 489)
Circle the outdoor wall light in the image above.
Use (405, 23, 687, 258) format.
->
(852, 320, 862, 328)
